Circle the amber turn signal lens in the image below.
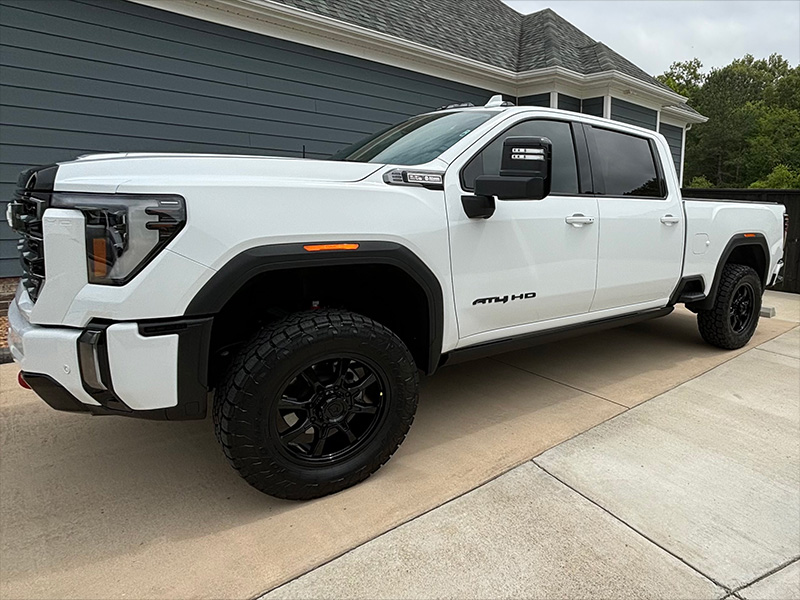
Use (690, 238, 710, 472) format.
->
(91, 237, 108, 278)
(303, 243, 360, 252)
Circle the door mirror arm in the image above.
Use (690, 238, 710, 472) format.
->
(461, 194, 495, 219)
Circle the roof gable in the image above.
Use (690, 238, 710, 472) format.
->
(271, 0, 522, 70)
(271, 1, 673, 93)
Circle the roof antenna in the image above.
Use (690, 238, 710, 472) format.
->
(485, 94, 515, 108)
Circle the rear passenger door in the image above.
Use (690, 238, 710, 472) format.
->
(586, 125, 684, 311)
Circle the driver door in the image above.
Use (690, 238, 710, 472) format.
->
(445, 117, 599, 341)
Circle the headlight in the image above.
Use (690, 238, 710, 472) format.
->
(51, 193, 186, 285)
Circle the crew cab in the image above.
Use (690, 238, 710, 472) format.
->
(7, 97, 786, 499)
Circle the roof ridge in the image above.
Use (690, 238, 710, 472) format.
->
(268, 0, 682, 98)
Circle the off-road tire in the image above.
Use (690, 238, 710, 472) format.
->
(213, 309, 419, 500)
(697, 264, 762, 350)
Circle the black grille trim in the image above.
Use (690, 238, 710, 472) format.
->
(8, 165, 58, 302)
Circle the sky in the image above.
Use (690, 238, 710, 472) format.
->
(500, 0, 800, 76)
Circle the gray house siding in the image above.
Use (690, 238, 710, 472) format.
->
(0, 0, 492, 277)
(518, 93, 550, 107)
(581, 97, 603, 117)
(557, 94, 581, 113)
(659, 122, 683, 176)
(610, 97, 657, 130)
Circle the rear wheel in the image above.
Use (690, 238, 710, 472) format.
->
(697, 264, 762, 349)
(213, 309, 419, 500)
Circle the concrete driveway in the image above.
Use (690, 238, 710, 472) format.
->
(266, 292, 800, 600)
(1, 297, 797, 599)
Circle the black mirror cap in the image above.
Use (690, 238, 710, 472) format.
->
(474, 175, 550, 200)
(500, 136, 552, 177)
(472, 135, 552, 200)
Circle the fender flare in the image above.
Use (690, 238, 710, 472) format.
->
(184, 241, 444, 374)
(689, 233, 770, 311)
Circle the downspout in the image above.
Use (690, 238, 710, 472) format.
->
(680, 123, 691, 187)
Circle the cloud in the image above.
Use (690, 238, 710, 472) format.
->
(501, 0, 800, 75)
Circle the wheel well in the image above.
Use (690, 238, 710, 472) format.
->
(726, 244, 768, 286)
(687, 236, 770, 312)
(206, 264, 432, 387)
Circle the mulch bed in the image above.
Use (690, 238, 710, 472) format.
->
(0, 315, 11, 364)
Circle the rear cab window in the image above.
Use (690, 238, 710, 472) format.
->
(589, 127, 665, 198)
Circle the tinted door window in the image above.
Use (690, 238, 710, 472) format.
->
(591, 127, 663, 197)
(462, 120, 579, 194)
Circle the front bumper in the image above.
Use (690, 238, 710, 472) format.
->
(9, 286, 212, 420)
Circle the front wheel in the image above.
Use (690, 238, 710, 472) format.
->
(697, 264, 762, 349)
(213, 310, 419, 500)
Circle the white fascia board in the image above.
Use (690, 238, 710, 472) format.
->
(659, 113, 689, 128)
(661, 104, 708, 124)
(127, 0, 704, 119)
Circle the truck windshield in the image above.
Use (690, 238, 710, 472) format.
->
(329, 111, 495, 165)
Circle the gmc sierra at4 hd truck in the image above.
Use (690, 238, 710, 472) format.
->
(8, 96, 786, 499)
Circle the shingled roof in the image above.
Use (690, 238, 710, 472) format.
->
(272, 0, 674, 93)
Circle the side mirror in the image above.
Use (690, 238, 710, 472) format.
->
(474, 136, 552, 201)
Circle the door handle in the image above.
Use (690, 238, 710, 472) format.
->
(660, 214, 681, 226)
(565, 214, 595, 227)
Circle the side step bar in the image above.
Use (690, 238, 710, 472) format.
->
(440, 306, 674, 368)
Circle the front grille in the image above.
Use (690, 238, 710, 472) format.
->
(7, 165, 57, 302)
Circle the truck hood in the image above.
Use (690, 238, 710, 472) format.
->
(54, 153, 384, 193)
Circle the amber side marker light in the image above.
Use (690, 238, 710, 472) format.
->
(744, 233, 756, 238)
(303, 243, 360, 252)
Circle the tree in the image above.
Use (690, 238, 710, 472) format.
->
(657, 58, 704, 98)
(744, 105, 800, 184)
(687, 175, 714, 188)
(673, 54, 800, 188)
(749, 165, 800, 189)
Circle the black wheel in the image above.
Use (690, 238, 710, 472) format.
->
(697, 264, 762, 349)
(214, 309, 419, 500)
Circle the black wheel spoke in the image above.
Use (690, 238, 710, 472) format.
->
(351, 372, 377, 394)
(334, 358, 350, 386)
(300, 368, 322, 391)
(277, 395, 311, 411)
(352, 402, 378, 415)
(280, 418, 311, 443)
(337, 421, 357, 443)
(311, 426, 333, 457)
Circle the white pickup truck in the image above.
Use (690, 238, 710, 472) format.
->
(7, 97, 786, 499)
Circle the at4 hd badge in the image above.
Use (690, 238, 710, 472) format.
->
(473, 292, 536, 306)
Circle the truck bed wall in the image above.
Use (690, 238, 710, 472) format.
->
(683, 188, 798, 293)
